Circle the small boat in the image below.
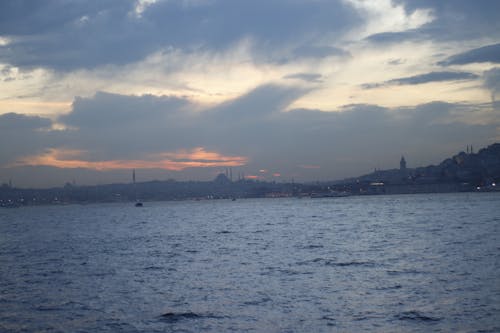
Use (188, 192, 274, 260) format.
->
(135, 201, 143, 207)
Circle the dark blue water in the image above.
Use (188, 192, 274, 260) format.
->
(1, 193, 499, 332)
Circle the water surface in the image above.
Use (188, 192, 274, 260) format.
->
(1, 193, 499, 332)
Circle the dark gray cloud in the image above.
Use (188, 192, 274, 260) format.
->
(144, 1, 359, 52)
(362, 71, 478, 89)
(62, 92, 188, 130)
(58, 92, 197, 161)
(205, 84, 307, 123)
(439, 43, 500, 66)
(1, 85, 497, 185)
(51, 85, 308, 162)
(0, 0, 130, 35)
(364, 30, 422, 44)
(0, 112, 53, 164)
(0, 112, 51, 130)
(0, 0, 360, 71)
(284, 73, 323, 83)
(393, 0, 500, 42)
(0, 0, 149, 70)
(389, 71, 479, 85)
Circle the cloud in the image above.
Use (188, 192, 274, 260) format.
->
(1, 1, 494, 115)
(364, 30, 422, 44)
(284, 73, 323, 83)
(0, 112, 53, 164)
(12, 85, 309, 166)
(57, 91, 198, 161)
(439, 43, 500, 66)
(291, 45, 350, 59)
(2, 84, 498, 185)
(362, 71, 479, 89)
(388, 71, 479, 85)
(0, 0, 360, 71)
(62, 91, 189, 130)
(0, 112, 51, 130)
(0, 1, 130, 35)
(1, 1, 498, 188)
(14, 147, 248, 171)
(203, 84, 308, 124)
(0, 1, 142, 70)
(363, 1, 500, 50)
(394, 0, 500, 41)
(484, 67, 500, 101)
(347, 0, 434, 41)
(387, 59, 405, 66)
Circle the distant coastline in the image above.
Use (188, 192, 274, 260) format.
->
(1, 143, 499, 207)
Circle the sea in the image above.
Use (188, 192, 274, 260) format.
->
(1, 193, 499, 333)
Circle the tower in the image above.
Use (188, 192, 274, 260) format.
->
(400, 156, 407, 171)
(400, 155, 408, 181)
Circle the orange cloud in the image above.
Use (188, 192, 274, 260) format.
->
(156, 147, 246, 164)
(13, 147, 248, 171)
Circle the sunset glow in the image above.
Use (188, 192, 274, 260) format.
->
(13, 148, 248, 171)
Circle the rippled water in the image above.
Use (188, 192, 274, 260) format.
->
(1, 193, 499, 332)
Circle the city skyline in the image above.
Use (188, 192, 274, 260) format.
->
(1, 1, 499, 187)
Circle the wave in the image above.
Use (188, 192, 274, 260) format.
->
(387, 269, 425, 276)
(143, 266, 164, 270)
(242, 296, 272, 306)
(325, 261, 373, 267)
(159, 311, 223, 323)
(396, 310, 441, 322)
(296, 244, 324, 250)
(375, 284, 402, 290)
(297, 258, 375, 267)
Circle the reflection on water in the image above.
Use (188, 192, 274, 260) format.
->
(1, 193, 499, 332)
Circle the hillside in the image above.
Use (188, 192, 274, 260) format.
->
(356, 143, 500, 187)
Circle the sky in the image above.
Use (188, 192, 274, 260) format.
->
(1, 0, 499, 188)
